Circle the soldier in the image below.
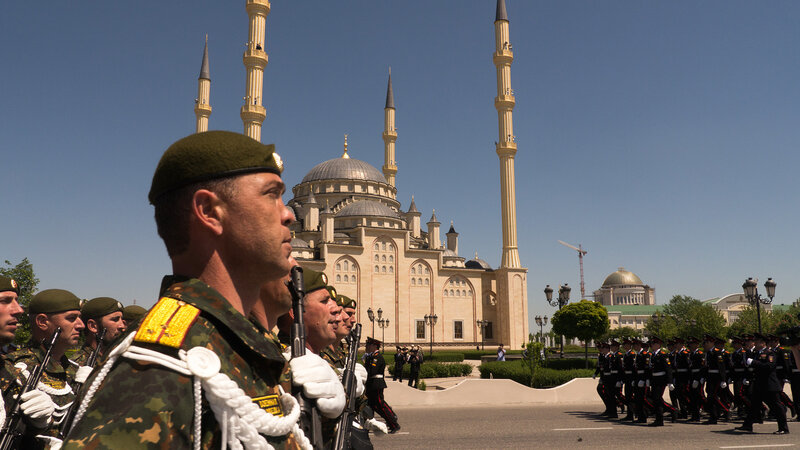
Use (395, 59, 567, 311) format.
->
(730, 336, 751, 418)
(687, 336, 706, 422)
(408, 345, 423, 388)
(785, 335, 800, 419)
(64, 130, 344, 449)
(364, 337, 400, 433)
(0, 275, 24, 355)
(703, 335, 728, 424)
(393, 346, 407, 382)
(671, 338, 690, 419)
(735, 333, 789, 434)
(2, 288, 85, 447)
(621, 338, 637, 421)
(121, 304, 147, 328)
(608, 340, 625, 417)
(769, 334, 795, 417)
(648, 336, 675, 426)
(634, 338, 653, 423)
(71, 297, 126, 366)
(593, 341, 609, 415)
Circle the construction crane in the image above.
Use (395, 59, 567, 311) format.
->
(558, 240, 587, 299)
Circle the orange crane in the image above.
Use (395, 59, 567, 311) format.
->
(558, 240, 587, 299)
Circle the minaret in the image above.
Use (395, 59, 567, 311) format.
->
(241, 0, 270, 141)
(382, 69, 398, 186)
(494, 0, 521, 269)
(427, 210, 441, 250)
(194, 35, 212, 133)
(446, 221, 459, 255)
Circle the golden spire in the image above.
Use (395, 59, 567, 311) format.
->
(342, 134, 350, 159)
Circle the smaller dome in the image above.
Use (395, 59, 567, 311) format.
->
(466, 258, 492, 270)
(290, 237, 310, 249)
(334, 232, 349, 238)
(336, 200, 400, 219)
(442, 249, 458, 257)
(602, 267, 644, 287)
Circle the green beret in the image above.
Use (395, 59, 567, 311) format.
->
(0, 275, 19, 294)
(81, 297, 124, 320)
(148, 130, 284, 203)
(29, 289, 82, 315)
(304, 269, 329, 295)
(336, 294, 356, 309)
(123, 305, 148, 322)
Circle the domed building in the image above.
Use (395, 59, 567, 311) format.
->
(593, 267, 656, 306)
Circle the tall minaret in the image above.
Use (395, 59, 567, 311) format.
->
(194, 35, 212, 133)
(241, 0, 270, 141)
(382, 69, 398, 186)
(494, 0, 521, 269)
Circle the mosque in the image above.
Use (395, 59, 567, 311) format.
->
(191, 0, 528, 349)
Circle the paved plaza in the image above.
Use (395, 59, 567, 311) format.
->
(373, 404, 797, 450)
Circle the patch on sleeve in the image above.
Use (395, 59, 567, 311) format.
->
(134, 297, 200, 348)
(252, 394, 284, 417)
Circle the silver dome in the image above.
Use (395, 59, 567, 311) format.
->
(290, 237, 310, 249)
(336, 200, 399, 218)
(466, 258, 492, 270)
(302, 158, 387, 184)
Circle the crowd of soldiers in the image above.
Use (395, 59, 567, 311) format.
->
(391, 345, 423, 388)
(0, 130, 401, 449)
(594, 333, 800, 434)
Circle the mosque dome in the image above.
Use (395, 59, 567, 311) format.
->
(302, 157, 388, 184)
(442, 249, 458, 257)
(290, 237, 310, 249)
(335, 200, 399, 218)
(602, 267, 644, 287)
(466, 258, 492, 270)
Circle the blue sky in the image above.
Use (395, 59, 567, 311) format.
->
(2, 1, 799, 332)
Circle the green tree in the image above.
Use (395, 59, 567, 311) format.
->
(646, 295, 727, 339)
(730, 302, 800, 336)
(521, 337, 545, 387)
(0, 258, 39, 344)
(601, 326, 643, 341)
(551, 300, 609, 367)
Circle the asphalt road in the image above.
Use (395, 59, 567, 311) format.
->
(373, 404, 798, 449)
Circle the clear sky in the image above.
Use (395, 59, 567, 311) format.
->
(2, 1, 799, 333)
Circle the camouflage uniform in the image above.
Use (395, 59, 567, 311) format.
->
(63, 276, 300, 449)
(69, 342, 94, 367)
(0, 341, 79, 445)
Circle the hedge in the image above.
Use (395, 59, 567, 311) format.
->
(379, 351, 465, 364)
(543, 358, 596, 370)
(462, 349, 523, 360)
(387, 362, 473, 379)
(478, 361, 593, 388)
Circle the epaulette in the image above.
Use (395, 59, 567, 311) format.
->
(134, 297, 200, 348)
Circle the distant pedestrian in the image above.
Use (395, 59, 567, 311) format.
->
(393, 346, 407, 382)
(497, 343, 506, 361)
(408, 346, 423, 388)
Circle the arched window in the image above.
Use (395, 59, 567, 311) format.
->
(336, 275, 341, 282)
(374, 244, 379, 250)
(411, 267, 416, 275)
(412, 278, 416, 286)
(424, 268, 430, 275)
(388, 243, 394, 251)
(344, 275, 349, 283)
(382, 243, 386, 251)
(450, 289, 454, 296)
(374, 266, 379, 273)
(389, 255, 394, 263)
(351, 275, 356, 283)
(462, 290, 466, 297)
(443, 290, 448, 297)
(336, 263, 341, 271)
(389, 267, 394, 274)
(343, 261, 349, 271)
(382, 266, 387, 273)
(374, 255, 379, 262)
(382, 255, 386, 262)
(456, 290, 461, 297)
(418, 278, 422, 285)
(424, 279, 429, 286)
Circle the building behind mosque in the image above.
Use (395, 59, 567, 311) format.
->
(190, 0, 529, 349)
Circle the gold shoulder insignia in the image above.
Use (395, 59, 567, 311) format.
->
(134, 297, 200, 348)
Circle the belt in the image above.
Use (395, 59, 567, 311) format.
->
(676, 369, 688, 373)
(370, 375, 384, 379)
(624, 371, 633, 374)
(793, 369, 800, 373)
(652, 371, 666, 376)
(734, 369, 745, 372)
(603, 372, 611, 375)
(610, 370, 619, 374)
(708, 370, 719, 373)
(691, 369, 701, 373)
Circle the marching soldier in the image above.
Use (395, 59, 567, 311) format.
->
(594, 341, 611, 416)
(393, 346, 407, 382)
(634, 338, 653, 423)
(71, 296, 127, 366)
(64, 131, 343, 449)
(648, 336, 675, 426)
(735, 333, 789, 435)
(621, 338, 637, 421)
(364, 337, 400, 433)
(688, 336, 706, 422)
(786, 336, 800, 419)
(672, 337, 691, 419)
(703, 335, 728, 424)
(769, 334, 795, 417)
(2, 288, 85, 447)
(730, 336, 751, 417)
(408, 346, 423, 388)
(608, 340, 625, 416)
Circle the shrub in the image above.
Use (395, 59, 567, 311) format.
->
(478, 361, 593, 388)
(418, 381, 427, 391)
(387, 362, 473, 379)
(543, 358, 596, 370)
(462, 349, 523, 360)
(381, 351, 464, 364)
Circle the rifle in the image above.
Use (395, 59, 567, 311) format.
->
(58, 327, 107, 439)
(287, 266, 323, 449)
(0, 327, 62, 450)
(333, 323, 362, 450)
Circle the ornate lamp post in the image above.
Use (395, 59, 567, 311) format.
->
(367, 307, 377, 337)
(545, 284, 571, 356)
(377, 317, 389, 351)
(424, 313, 438, 356)
(742, 277, 776, 334)
(476, 319, 489, 350)
(534, 315, 548, 344)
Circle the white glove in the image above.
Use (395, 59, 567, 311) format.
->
(364, 418, 389, 434)
(668, 383, 675, 391)
(692, 380, 699, 389)
(20, 389, 55, 428)
(75, 365, 93, 384)
(637, 380, 645, 388)
(290, 353, 346, 418)
(784, 379, 790, 384)
(354, 363, 367, 397)
(720, 381, 727, 389)
(615, 381, 623, 388)
(646, 379, 651, 387)
(746, 358, 753, 366)
(743, 379, 750, 386)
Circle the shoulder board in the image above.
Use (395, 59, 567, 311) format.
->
(134, 297, 200, 349)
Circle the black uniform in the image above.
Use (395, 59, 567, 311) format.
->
(704, 346, 728, 424)
(731, 347, 751, 415)
(673, 346, 691, 419)
(407, 351, 423, 388)
(786, 346, 800, 418)
(739, 347, 789, 433)
(634, 348, 653, 423)
(364, 349, 400, 432)
(774, 345, 795, 415)
(689, 347, 706, 421)
(649, 347, 675, 425)
(393, 351, 406, 382)
(622, 348, 637, 420)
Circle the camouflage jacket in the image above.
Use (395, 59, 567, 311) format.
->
(0, 340, 79, 442)
(63, 276, 300, 449)
(320, 339, 348, 370)
(70, 342, 94, 367)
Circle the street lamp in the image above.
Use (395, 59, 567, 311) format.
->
(534, 315, 548, 344)
(377, 317, 389, 351)
(545, 284, 571, 356)
(476, 319, 489, 350)
(424, 313, 438, 356)
(742, 277, 776, 334)
(367, 307, 379, 337)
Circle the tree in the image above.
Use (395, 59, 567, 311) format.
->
(0, 258, 39, 344)
(729, 302, 800, 336)
(601, 326, 643, 341)
(521, 337, 545, 386)
(551, 300, 609, 367)
(645, 295, 727, 339)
